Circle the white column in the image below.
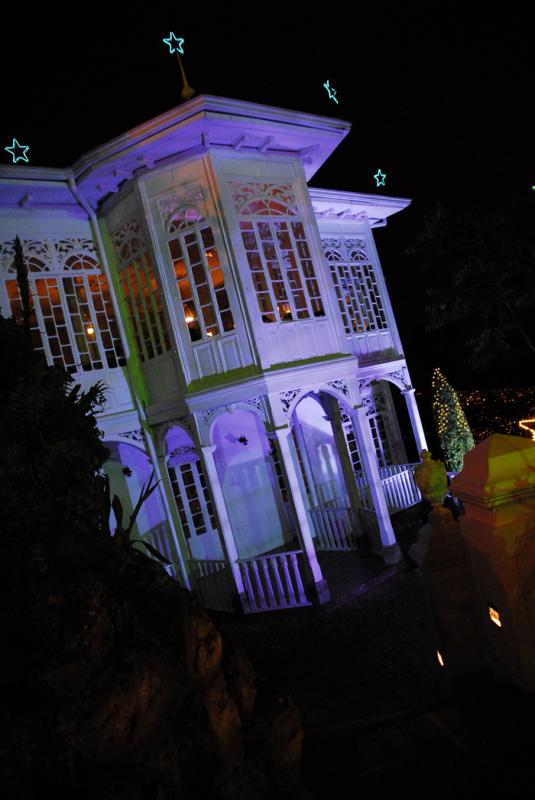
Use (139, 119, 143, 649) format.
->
(350, 406, 401, 564)
(322, 397, 363, 518)
(402, 388, 428, 457)
(143, 430, 191, 589)
(272, 426, 330, 604)
(200, 445, 247, 606)
(156, 456, 191, 586)
(292, 417, 319, 507)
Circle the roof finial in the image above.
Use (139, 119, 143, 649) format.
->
(177, 53, 197, 101)
(162, 33, 197, 102)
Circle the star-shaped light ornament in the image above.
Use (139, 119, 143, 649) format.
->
(519, 418, 535, 441)
(323, 80, 339, 105)
(374, 169, 386, 187)
(163, 32, 184, 54)
(5, 138, 30, 164)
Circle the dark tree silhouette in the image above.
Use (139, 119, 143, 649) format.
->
(407, 204, 535, 370)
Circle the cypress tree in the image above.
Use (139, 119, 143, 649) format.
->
(432, 367, 475, 473)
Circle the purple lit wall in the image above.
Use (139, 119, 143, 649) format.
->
(212, 410, 289, 558)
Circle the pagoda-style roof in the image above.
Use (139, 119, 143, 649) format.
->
(72, 95, 351, 209)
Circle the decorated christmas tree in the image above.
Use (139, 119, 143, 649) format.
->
(432, 367, 475, 473)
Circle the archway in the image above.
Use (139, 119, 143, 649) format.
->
(164, 425, 223, 561)
(211, 408, 291, 558)
(104, 440, 173, 562)
(291, 392, 350, 507)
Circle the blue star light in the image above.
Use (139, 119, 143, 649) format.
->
(5, 138, 30, 164)
(163, 32, 184, 54)
(323, 80, 339, 105)
(374, 169, 386, 187)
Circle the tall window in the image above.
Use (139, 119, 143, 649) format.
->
(2, 240, 125, 373)
(341, 406, 394, 471)
(167, 208, 235, 342)
(233, 182, 325, 323)
(112, 217, 171, 363)
(168, 458, 217, 538)
(323, 238, 388, 334)
(119, 253, 171, 362)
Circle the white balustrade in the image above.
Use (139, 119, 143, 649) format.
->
(188, 559, 235, 612)
(354, 463, 421, 514)
(238, 550, 310, 612)
(310, 505, 360, 551)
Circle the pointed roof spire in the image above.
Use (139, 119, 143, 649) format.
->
(177, 53, 197, 102)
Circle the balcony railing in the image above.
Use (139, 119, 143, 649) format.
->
(238, 550, 311, 612)
(310, 505, 360, 551)
(355, 463, 421, 513)
(188, 558, 235, 612)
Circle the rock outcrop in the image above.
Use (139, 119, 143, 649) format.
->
(1, 539, 310, 799)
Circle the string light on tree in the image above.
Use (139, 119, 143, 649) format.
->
(432, 367, 475, 473)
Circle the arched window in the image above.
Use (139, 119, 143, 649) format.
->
(323, 238, 388, 335)
(233, 182, 325, 323)
(112, 217, 171, 363)
(166, 209, 235, 342)
(2, 239, 125, 373)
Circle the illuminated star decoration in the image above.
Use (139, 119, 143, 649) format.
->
(163, 32, 184, 54)
(519, 418, 535, 441)
(323, 80, 339, 105)
(374, 169, 386, 187)
(4, 138, 30, 164)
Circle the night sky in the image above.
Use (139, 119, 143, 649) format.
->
(2, 9, 533, 393)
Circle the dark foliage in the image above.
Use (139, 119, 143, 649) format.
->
(0, 314, 110, 546)
(406, 204, 535, 370)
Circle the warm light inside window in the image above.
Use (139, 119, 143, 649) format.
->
(436, 650, 445, 667)
(184, 305, 196, 324)
(489, 606, 502, 627)
(86, 324, 95, 338)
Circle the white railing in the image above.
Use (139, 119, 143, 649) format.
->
(379, 463, 421, 512)
(354, 463, 421, 514)
(310, 505, 360, 551)
(238, 550, 311, 612)
(188, 559, 235, 612)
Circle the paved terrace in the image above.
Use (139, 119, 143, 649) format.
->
(217, 547, 535, 796)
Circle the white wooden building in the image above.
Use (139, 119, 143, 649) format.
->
(0, 95, 428, 612)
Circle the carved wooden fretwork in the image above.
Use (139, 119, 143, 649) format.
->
(321, 237, 369, 263)
(110, 217, 147, 265)
(168, 444, 197, 461)
(231, 182, 297, 216)
(360, 392, 375, 417)
(115, 428, 147, 447)
(386, 368, 410, 390)
(243, 396, 265, 416)
(159, 186, 206, 233)
(0, 237, 100, 274)
(201, 406, 222, 426)
(326, 379, 350, 399)
(279, 388, 305, 416)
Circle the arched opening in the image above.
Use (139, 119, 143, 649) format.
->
(211, 408, 292, 558)
(164, 426, 223, 561)
(291, 393, 349, 508)
(104, 440, 173, 562)
(369, 379, 420, 466)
